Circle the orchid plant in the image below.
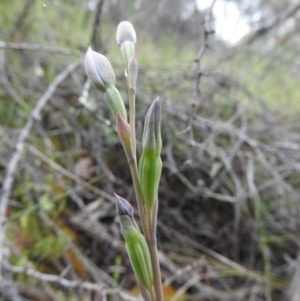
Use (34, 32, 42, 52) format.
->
(85, 21, 163, 301)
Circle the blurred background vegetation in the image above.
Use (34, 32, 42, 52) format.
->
(1, 0, 300, 300)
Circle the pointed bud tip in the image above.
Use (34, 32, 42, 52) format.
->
(86, 46, 91, 55)
(154, 96, 161, 105)
(148, 97, 161, 113)
(114, 193, 133, 217)
(116, 112, 130, 135)
(116, 111, 125, 123)
(141, 97, 162, 155)
(149, 97, 161, 119)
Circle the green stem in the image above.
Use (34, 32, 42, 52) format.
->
(148, 200, 164, 301)
(128, 156, 148, 238)
(125, 68, 163, 301)
(149, 239, 163, 301)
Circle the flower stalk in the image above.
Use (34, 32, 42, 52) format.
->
(85, 20, 164, 301)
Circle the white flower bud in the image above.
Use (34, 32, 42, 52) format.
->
(85, 47, 116, 92)
(116, 21, 137, 45)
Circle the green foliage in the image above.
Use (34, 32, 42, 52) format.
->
(0, 98, 16, 127)
(222, 43, 300, 113)
(113, 256, 122, 283)
(30, 235, 65, 260)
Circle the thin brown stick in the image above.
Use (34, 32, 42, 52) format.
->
(90, 0, 105, 51)
(4, 261, 140, 301)
(0, 42, 82, 56)
(188, 0, 215, 141)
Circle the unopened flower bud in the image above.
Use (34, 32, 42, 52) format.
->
(115, 193, 133, 217)
(116, 21, 137, 65)
(116, 113, 132, 158)
(114, 194, 153, 290)
(116, 21, 137, 45)
(105, 86, 127, 121)
(138, 98, 162, 210)
(142, 98, 162, 155)
(85, 47, 115, 92)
